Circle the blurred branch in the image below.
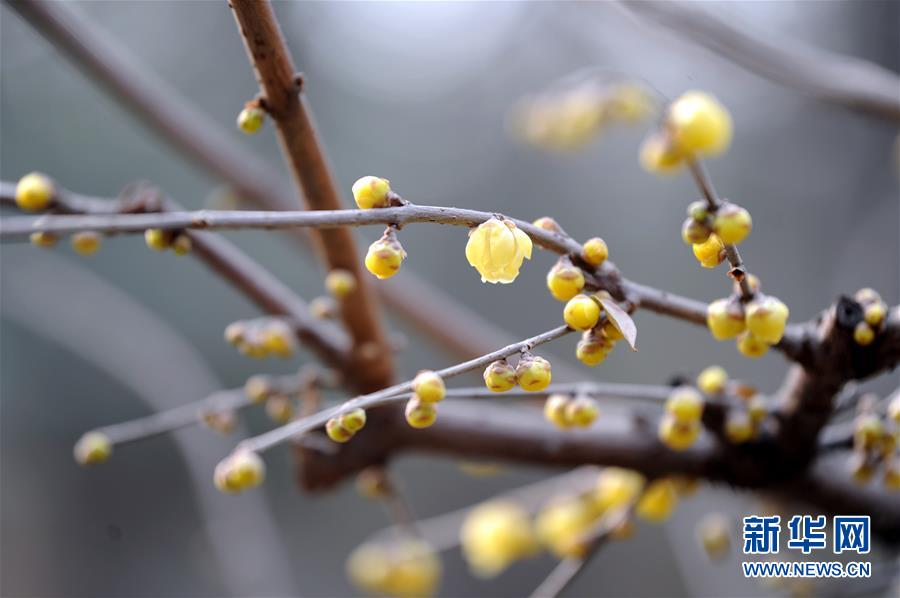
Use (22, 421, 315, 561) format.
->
(0, 182, 351, 369)
(229, 0, 393, 393)
(618, 1, 900, 123)
(5, 0, 533, 365)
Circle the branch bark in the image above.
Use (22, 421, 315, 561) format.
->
(228, 0, 393, 393)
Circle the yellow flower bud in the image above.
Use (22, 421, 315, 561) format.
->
(347, 538, 441, 598)
(697, 365, 728, 395)
(171, 233, 192, 256)
(667, 91, 733, 157)
(639, 133, 684, 173)
(581, 237, 609, 266)
(261, 321, 296, 357)
(405, 397, 437, 429)
(546, 259, 585, 302)
(681, 217, 711, 245)
(365, 231, 406, 280)
(71, 231, 101, 256)
(725, 411, 754, 444)
(15, 172, 54, 211)
(244, 375, 271, 404)
(692, 233, 725, 268)
(536, 495, 595, 558)
(326, 418, 354, 443)
(216, 451, 265, 493)
(593, 468, 644, 512)
(236, 106, 265, 134)
(355, 467, 390, 499)
(854, 322, 875, 346)
(658, 415, 701, 451)
(532, 216, 561, 233)
(516, 355, 552, 392)
(224, 321, 246, 346)
(144, 228, 172, 251)
(565, 395, 599, 427)
(460, 500, 538, 577)
(200, 409, 237, 434)
(563, 294, 601, 331)
(465, 217, 533, 284)
(340, 407, 367, 433)
(736, 332, 769, 358)
(412, 370, 445, 403)
(706, 298, 746, 340)
(853, 414, 883, 450)
(576, 330, 614, 367)
(745, 296, 789, 344)
(712, 203, 752, 245)
(864, 302, 886, 327)
(483, 359, 517, 392)
(636, 479, 679, 523)
(544, 394, 572, 429)
(666, 387, 704, 423)
(265, 395, 294, 424)
(351, 176, 392, 210)
(73, 432, 112, 465)
(29, 231, 58, 248)
(325, 269, 357, 299)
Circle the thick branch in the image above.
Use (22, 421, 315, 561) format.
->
(229, 0, 393, 392)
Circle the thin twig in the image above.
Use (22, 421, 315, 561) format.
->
(232, 325, 572, 456)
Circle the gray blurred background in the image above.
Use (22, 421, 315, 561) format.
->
(1, 1, 898, 597)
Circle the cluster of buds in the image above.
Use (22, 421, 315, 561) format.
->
(223, 318, 296, 359)
(144, 228, 192, 255)
(73, 431, 113, 466)
(698, 365, 767, 444)
(682, 199, 753, 268)
(544, 235, 609, 302)
(511, 79, 656, 150)
(460, 500, 539, 577)
(350, 175, 406, 281)
(707, 287, 789, 358)
(543, 393, 599, 429)
(404, 370, 445, 429)
(466, 217, 533, 284)
(326, 408, 367, 443)
(640, 90, 733, 174)
(848, 394, 900, 491)
(483, 353, 552, 393)
(852, 288, 889, 347)
(243, 375, 299, 424)
(659, 387, 704, 451)
(346, 537, 441, 598)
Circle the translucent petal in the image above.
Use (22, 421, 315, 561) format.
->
(487, 220, 516, 265)
(513, 227, 533, 260)
(465, 226, 487, 268)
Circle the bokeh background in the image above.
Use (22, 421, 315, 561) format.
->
(1, 1, 898, 597)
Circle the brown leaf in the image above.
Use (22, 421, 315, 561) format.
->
(596, 296, 638, 351)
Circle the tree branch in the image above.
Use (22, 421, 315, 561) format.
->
(228, 0, 393, 393)
(0, 182, 350, 369)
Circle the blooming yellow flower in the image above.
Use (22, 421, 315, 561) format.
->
(460, 500, 538, 577)
(465, 217, 533, 284)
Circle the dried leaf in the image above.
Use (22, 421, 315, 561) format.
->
(597, 296, 638, 351)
